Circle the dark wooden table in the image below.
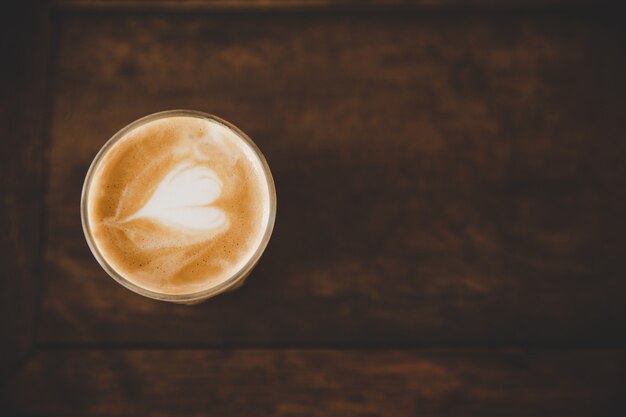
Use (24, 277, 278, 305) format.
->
(2, 1, 625, 415)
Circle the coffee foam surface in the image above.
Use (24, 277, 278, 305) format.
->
(87, 116, 271, 295)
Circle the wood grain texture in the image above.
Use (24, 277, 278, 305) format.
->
(39, 12, 626, 346)
(0, 3, 50, 379)
(2, 349, 625, 416)
(53, 0, 621, 12)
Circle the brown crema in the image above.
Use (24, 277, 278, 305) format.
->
(86, 116, 270, 295)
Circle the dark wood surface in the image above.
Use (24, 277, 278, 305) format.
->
(3, 350, 625, 416)
(0, 2, 50, 379)
(2, 0, 626, 415)
(40, 9, 626, 347)
(52, 0, 622, 12)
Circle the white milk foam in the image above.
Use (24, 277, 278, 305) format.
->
(126, 163, 227, 231)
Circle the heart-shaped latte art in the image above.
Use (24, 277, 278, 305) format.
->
(126, 163, 227, 232)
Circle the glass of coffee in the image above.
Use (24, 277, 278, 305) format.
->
(81, 110, 276, 304)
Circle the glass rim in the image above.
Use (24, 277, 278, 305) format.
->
(81, 109, 277, 303)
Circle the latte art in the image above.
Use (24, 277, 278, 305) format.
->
(125, 163, 227, 232)
(84, 114, 273, 297)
